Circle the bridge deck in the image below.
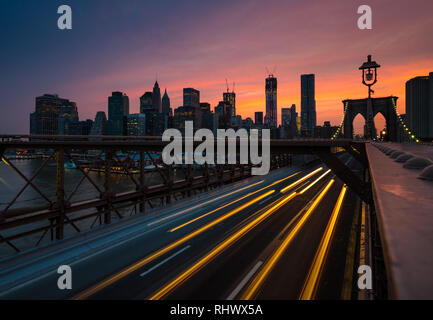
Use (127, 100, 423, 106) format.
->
(367, 143, 433, 299)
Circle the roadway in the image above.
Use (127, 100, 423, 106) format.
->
(0, 153, 362, 300)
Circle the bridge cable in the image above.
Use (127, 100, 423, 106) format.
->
(391, 97, 421, 143)
(331, 101, 348, 140)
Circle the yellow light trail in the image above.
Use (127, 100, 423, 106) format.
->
(280, 167, 323, 193)
(169, 171, 301, 232)
(1, 156, 11, 166)
(72, 190, 275, 300)
(149, 191, 298, 300)
(149, 180, 265, 227)
(241, 179, 335, 300)
(298, 169, 331, 195)
(299, 185, 347, 300)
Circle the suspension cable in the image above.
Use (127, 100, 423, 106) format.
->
(391, 97, 420, 143)
(331, 101, 348, 140)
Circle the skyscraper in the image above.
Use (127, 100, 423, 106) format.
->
(30, 94, 78, 135)
(215, 101, 231, 129)
(127, 113, 146, 136)
(58, 102, 79, 135)
(183, 88, 200, 108)
(183, 88, 200, 127)
(265, 75, 277, 127)
(200, 102, 211, 113)
(140, 92, 153, 113)
(162, 89, 171, 115)
(255, 112, 263, 125)
(90, 111, 108, 136)
(152, 81, 162, 113)
(281, 108, 291, 126)
(108, 91, 129, 136)
(405, 72, 433, 140)
(301, 74, 316, 136)
(223, 91, 236, 117)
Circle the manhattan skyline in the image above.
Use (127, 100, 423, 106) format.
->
(1, 0, 433, 134)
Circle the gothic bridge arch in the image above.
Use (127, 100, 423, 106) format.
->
(343, 96, 398, 141)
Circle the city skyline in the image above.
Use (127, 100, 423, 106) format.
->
(1, 0, 433, 134)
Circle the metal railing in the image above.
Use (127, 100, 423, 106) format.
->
(0, 136, 296, 256)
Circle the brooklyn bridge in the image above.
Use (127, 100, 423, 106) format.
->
(0, 129, 432, 300)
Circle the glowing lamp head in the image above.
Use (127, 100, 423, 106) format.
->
(359, 55, 381, 87)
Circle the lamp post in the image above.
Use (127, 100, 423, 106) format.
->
(359, 55, 381, 139)
(359, 55, 381, 99)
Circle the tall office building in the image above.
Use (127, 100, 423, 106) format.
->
(405, 72, 433, 140)
(108, 91, 129, 136)
(162, 89, 171, 115)
(90, 111, 108, 136)
(215, 100, 232, 129)
(265, 75, 277, 127)
(127, 113, 146, 136)
(152, 81, 162, 113)
(281, 108, 291, 126)
(200, 102, 211, 113)
(255, 112, 264, 125)
(30, 94, 78, 135)
(200, 103, 216, 133)
(140, 89, 167, 136)
(280, 105, 298, 138)
(58, 103, 79, 135)
(290, 104, 299, 135)
(223, 91, 236, 117)
(183, 88, 200, 108)
(301, 74, 316, 136)
(140, 92, 153, 113)
(173, 106, 197, 133)
(183, 88, 200, 127)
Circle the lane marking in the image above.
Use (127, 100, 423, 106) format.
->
(241, 179, 335, 300)
(72, 190, 275, 300)
(140, 246, 191, 277)
(299, 185, 348, 300)
(148, 191, 298, 300)
(226, 261, 263, 300)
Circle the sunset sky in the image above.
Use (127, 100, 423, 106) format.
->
(0, 0, 432, 133)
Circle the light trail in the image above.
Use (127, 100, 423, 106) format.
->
(72, 190, 275, 300)
(299, 185, 347, 300)
(240, 179, 335, 300)
(73, 167, 323, 300)
(169, 171, 301, 232)
(148, 180, 265, 227)
(280, 168, 323, 193)
(148, 191, 298, 300)
(298, 169, 331, 195)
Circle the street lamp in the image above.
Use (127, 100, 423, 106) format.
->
(359, 55, 381, 98)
